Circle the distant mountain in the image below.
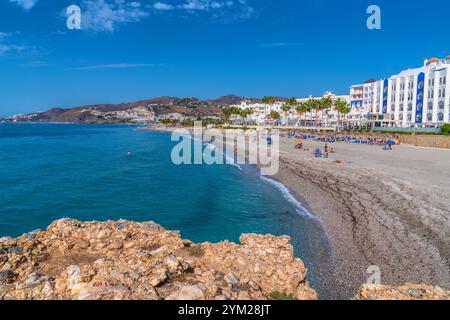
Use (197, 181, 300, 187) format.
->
(5, 94, 267, 124)
(207, 94, 261, 106)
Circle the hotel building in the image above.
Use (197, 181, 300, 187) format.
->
(349, 56, 450, 128)
(231, 92, 349, 127)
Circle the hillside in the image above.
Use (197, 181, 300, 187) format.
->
(4, 95, 259, 124)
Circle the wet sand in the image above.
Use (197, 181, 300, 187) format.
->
(276, 138, 450, 298)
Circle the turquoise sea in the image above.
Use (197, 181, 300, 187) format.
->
(0, 123, 335, 298)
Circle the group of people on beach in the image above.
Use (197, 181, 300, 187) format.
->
(287, 131, 399, 148)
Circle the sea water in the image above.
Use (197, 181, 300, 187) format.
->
(0, 123, 335, 298)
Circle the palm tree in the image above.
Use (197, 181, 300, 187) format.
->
(296, 102, 307, 127)
(269, 110, 281, 127)
(223, 107, 234, 124)
(321, 97, 333, 127)
(335, 99, 350, 130)
(282, 97, 296, 126)
(262, 96, 276, 126)
(239, 108, 254, 128)
(262, 96, 276, 106)
(308, 99, 319, 127)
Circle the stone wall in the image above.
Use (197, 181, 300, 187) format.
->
(399, 134, 450, 149)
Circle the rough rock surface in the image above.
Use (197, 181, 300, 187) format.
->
(1, 219, 449, 300)
(0, 219, 316, 300)
(356, 284, 450, 300)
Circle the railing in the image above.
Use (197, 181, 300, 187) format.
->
(371, 127, 441, 133)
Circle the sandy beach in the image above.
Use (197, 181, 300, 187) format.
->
(275, 137, 450, 298)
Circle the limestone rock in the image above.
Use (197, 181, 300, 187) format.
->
(2, 218, 446, 300)
(356, 284, 450, 300)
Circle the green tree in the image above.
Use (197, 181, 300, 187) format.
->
(281, 98, 296, 126)
(442, 124, 450, 134)
(269, 110, 281, 127)
(296, 102, 308, 126)
(321, 97, 333, 127)
(262, 96, 276, 106)
(239, 108, 254, 128)
(335, 98, 351, 130)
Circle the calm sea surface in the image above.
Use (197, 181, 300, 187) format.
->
(0, 123, 335, 298)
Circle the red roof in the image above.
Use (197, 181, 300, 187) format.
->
(428, 57, 439, 63)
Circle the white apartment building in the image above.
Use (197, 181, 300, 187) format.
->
(296, 92, 350, 126)
(231, 92, 350, 127)
(233, 100, 284, 125)
(350, 56, 450, 128)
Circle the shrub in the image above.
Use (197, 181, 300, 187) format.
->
(269, 291, 298, 300)
(183, 245, 204, 257)
(441, 124, 450, 135)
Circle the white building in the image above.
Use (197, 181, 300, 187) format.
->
(232, 100, 284, 125)
(296, 92, 350, 127)
(231, 92, 350, 127)
(350, 56, 450, 128)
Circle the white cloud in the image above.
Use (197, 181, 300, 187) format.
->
(153, 2, 174, 10)
(79, 0, 149, 32)
(9, 0, 39, 10)
(0, 32, 27, 56)
(65, 63, 157, 71)
(67, 0, 254, 32)
(152, 0, 254, 18)
(259, 42, 298, 48)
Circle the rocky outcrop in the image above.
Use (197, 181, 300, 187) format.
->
(0, 219, 316, 300)
(356, 284, 450, 300)
(1, 218, 449, 300)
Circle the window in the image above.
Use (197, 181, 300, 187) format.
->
(417, 114, 423, 122)
(438, 112, 444, 121)
(427, 113, 432, 122)
(418, 81, 424, 90)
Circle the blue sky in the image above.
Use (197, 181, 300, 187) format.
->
(0, 0, 449, 116)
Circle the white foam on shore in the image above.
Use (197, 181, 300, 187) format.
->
(260, 176, 317, 220)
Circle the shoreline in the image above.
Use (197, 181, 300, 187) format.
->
(2, 124, 449, 299)
(159, 126, 450, 298)
(274, 137, 450, 299)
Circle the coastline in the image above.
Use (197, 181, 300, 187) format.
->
(275, 137, 450, 298)
(150, 125, 450, 298)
